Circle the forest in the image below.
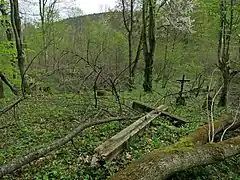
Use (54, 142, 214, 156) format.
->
(0, 0, 240, 179)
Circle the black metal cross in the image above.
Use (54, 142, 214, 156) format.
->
(177, 74, 190, 97)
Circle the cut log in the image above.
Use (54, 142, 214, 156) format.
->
(132, 101, 187, 126)
(92, 105, 168, 164)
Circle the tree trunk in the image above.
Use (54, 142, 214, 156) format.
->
(112, 116, 240, 180)
(143, 53, 153, 92)
(0, 80, 4, 98)
(131, 29, 143, 83)
(121, 0, 134, 89)
(10, 0, 28, 93)
(218, 71, 230, 106)
(142, 0, 156, 92)
(0, 72, 18, 95)
(0, 1, 13, 42)
(128, 33, 133, 89)
(0, 1, 17, 80)
(217, 0, 234, 107)
(112, 136, 240, 180)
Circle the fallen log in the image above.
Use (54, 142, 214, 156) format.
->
(112, 136, 240, 180)
(92, 105, 168, 165)
(112, 117, 240, 180)
(0, 116, 140, 177)
(132, 101, 187, 126)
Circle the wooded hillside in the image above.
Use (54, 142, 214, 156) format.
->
(0, 0, 240, 179)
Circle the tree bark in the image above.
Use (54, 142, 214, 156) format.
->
(143, 52, 154, 91)
(142, 0, 160, 92)
(112, 117, 240, 180)
(218, 71, 229, 106)
(0, 1, 13, 42)
(10, 0, 28, 93)
(217, 0, 235, 107)
(0, 0, 18, 95)
(121, 0, 134, 89)
(131, 29, 143, 83)
(142, 0, 168, 92)
(112, 136, 240, 180)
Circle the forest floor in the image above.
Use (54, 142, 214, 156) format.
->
(0, 81, 240, 179)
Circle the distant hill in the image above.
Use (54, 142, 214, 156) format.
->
(62, 11, 123, 30)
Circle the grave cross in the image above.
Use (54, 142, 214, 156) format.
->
(177, 74, 190, 97)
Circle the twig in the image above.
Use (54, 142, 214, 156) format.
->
(109, 78, 122, 114)
(23, 39, 56, 77)
(93, 68, 102, 108)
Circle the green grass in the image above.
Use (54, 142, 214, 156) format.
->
(0, 80, 239, 179)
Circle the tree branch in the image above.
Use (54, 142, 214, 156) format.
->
(0, 116, 139, 177)
(0, 72, 18, 95)
(0, 97, 24, 116)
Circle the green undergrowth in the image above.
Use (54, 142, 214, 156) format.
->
(0, 81, 239, 179)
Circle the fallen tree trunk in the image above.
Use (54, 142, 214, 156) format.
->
(0, 116, 140, 177)
(112, 117, 240, 180)
(112, 136, 240, 180)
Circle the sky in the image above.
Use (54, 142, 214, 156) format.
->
(75, 0, 117, 15)
(19, 0, 118, 22)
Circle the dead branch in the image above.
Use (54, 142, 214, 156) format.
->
(0, 116, 140, 177)
(0, 72, 18, 95)
(0, 97, 24, 116)
(109, 78, 122, 114)
(93, 68, 103, 108)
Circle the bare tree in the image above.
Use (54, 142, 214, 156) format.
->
(121, 0, 134, 89)
(39, 0, 58, 67)
(0, 0, 18, 96)
(142, 0, 169, 92)
(217, 0, 240, 106)
(10, 0, 28, 93)
(120, 0, 142, 89)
